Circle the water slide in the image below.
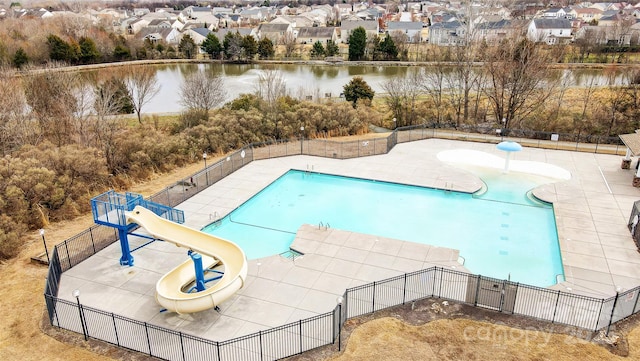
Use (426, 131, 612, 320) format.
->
(125, 205, 248, 314)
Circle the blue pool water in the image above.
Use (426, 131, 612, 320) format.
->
(202, 170, 563, 287)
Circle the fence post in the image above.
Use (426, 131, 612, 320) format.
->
(474, 275, 481, 306)
(632, 289, 640, 314)
(299, 319, 303, 354)
(89, 228, 96, 253)
(551, 290, 561, 323)
(372, 281, 376, 313)
(64, 241, 72, 269)
(179, 331, 186, 361)
(438, 267, 443, 298)
(112, 313, 120, 346)
(258, 330, 263, 361)
(338, 301, 342, 351)
(217, 342, 222, 361)
(144, 322, 151, 356)
(402, 273, 407, 304)
(606, 292, 620, 336)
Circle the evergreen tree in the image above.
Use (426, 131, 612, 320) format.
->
(95, 77, 134, 114)
(343, 76, 375, 107)
(201, 33, 222, 59)
(310, 41, 325, 58)
(79, 37, 101, 64)
(325, 39, 339, 57)
(179, 34, 197, 59)
(257, 37, 275, 59)
(47, 34, 78, 63)
(348, 27, 367, 61)
(242, 35, 258, 60)
(379, 36, 398, 60)
(12, 47, 28, 69)
(113, 44, 131, 61)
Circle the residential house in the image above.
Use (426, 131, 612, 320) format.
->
(472, 19, 513, 43)
(20, 8, 53, 19)
(590, 2, 622, 12)
(128, 18, 152, 34)
(387, 21, 424, 42)
(540, 8, 570, 19)
(527, 18, 573, 44)
(301, 8, 330, 26)
(239, 6, 275, 24)
(428, 20, 466, 46)
(179, 6, 212, 22)
(139, 27, 181, 45)
(270, 15, 314, 28)
(355, 7, 383, 21)
(257, 23, 293, 44)
(183, 28, 212, 50)
(334, 3, 352, 20)
(340, 19, 379, 43)
(133, 8, 151, 17)
(212, 7, 233, 15)
(296, 27, 338, 44)
(147, 19, 173, 29)
(575, 22, 640, 45)
(211, 28, 257, 42)
(568, 7, 603, 23)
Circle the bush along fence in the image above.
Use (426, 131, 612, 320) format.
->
(44, 127, 635, 360)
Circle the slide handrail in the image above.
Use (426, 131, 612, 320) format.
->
(125, 206, 248, 314)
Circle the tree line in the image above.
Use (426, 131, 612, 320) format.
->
(0, 65, 375, 259)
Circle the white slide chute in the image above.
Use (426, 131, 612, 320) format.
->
(126, 206, 248, 314)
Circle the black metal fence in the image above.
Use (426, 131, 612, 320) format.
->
(43, 127, 636, 360)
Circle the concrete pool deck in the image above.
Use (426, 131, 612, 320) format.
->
(58, 138, 640, 341)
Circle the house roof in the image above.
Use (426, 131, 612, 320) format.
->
(190, 27, 211, 37)
(387, 21, 423, 31)
(258, 23, 290, 32)
(532, 18, 572, 29)
(430, 20, 463, 29)
(475, 19, 511, 30)
(297, 27, 336, 37)
(341, 19, 378, 31)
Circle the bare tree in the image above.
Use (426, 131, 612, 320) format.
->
(0, 68, 31, 155)
(179, 71, 226, 120)
(421, 63, 448, 125)
(255, 69, 288, 106)
(23, 66, 79, 146)
(574, 77, 598, 140)
(381, 70, 423, 127)
(281, 32, 297, 58)
(255, 69, 288, 138)
(123, 65, 160, 124)
(91, 77, 129, 174)
(482, 37, 558, 131)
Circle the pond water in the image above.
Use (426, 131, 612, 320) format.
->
(115, 63, 622, 114)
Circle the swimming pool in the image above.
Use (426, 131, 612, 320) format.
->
(202, 170, 564, 287)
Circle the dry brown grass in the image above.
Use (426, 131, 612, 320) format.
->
(330, 317, 639, 361)
(0, 161, 205, 361)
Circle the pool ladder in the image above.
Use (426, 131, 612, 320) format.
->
(318, 221, 330, 230)
(444, 182, 454, 192)
(209, 211, 222, 226)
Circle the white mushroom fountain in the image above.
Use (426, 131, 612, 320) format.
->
(496, 141, 523, 173)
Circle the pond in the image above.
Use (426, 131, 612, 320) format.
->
(92, 63, 626, 114)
